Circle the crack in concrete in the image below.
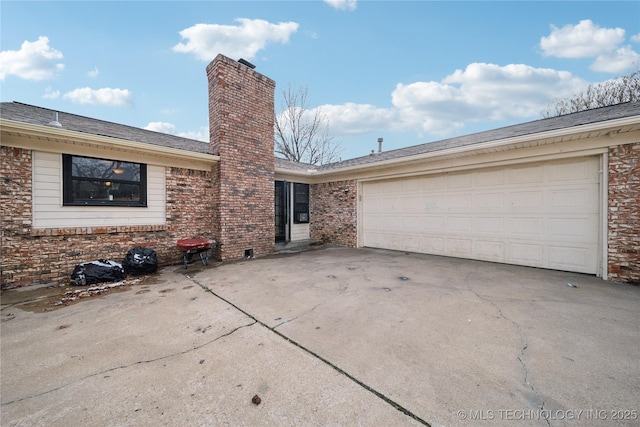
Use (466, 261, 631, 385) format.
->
(272, 301, 322, 329)
(1, 320, 257, 406)
(272, 280, 349, 330)
(191, 277, 432, 427)
(463, 274, 549, 424)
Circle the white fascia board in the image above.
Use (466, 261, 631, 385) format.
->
(0, 119, 220, 164)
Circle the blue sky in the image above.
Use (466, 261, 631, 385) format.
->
(1, 1, 639, 160)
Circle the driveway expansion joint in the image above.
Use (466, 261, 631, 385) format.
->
(191, 276, 432, 427)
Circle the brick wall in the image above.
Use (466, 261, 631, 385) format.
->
(0, 146, 216, 288)
(1, 147, 33, 287)
(207, 54, 275, 261)
(310, 180, 357, 247)
(608, 142, 640, 284)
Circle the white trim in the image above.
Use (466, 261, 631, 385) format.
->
(1, 119, 219, 171)
(600, 152, 609, 280)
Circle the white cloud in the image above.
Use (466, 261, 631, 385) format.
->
(324, 0, 357, 12)
(144, 121, 176, 134)
(540, 20, 639, 74)
(172, 18, 299, 61)
(178, 128, 209, 142)
(144, 121, 209, 142)
(392, 63, 585, 134)
(314, 63, 587, 139)
(88, 66, 99, 78)
(43, 87, 60, 99)
(590, 46, 640, 73)
(540, 20, 625, 58)
(0, 36, 64, 81)
(317, 103, 395, 136)
(63, 87, 133, 107)
(631, 33, 640, 43)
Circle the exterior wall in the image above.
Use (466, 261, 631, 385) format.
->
(0, 145, 216, 288)
(608, 142, 640, 284)
(32, 151, 166, 228)
(207, 54, 275, 260)
(310, 180, 357, 247)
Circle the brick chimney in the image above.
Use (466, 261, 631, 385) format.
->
(207, 54, 276, 261)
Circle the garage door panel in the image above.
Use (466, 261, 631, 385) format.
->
(474, 192, 505, 211)
(548, 216, 598, 242)
(548, 158, 597, 182)
(423, 216, 444, 231)
(475, 240, 506, 260)
(447, 194, 473, 210)
(424, 195, 444, 212)
(548, 246, 595, 271)
(446, 216, 472, 233)
(361, 156, 600, 274)
(364, 214, 383, 228)
(385, 234, 400, 250)
(422, 175, 444, 190)
(363, 197, 384, 213)
(509, 164, 544, 184)
(402, 235, 421, 251)
(509, 242, 545, 265)
(401, 177, 421, 192)
(422, 236, 444, 253)
(474, 169, 504, 186)
(474, 217, 504, 234)
(446, 238, 473, 256)
(402, 216, 421, 230)
(509, 191, 544, 211)
(383, 198, 399, 212)
(401, 196, 422, 212)
(383, 216, 400, 229)
(363, 232, 382, 247)
(549, 187, 598, 210)
(446, 172, 473, 188)
(507, 217, 543, 237)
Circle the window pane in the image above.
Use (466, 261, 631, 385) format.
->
(72, 157, 140, 182)
(293, 183, 309, 223)
(63, 154, 146, 207)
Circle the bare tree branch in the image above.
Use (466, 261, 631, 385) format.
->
(274, 84, 344, 165)
(541, 66, 640, 118)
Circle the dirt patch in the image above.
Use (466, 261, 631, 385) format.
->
(2, 274, 162, 313)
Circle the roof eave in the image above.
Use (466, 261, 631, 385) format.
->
(314, 114, 640, 177)
(0, 119, 220, 163)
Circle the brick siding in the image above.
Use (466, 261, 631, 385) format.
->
(310, 180, 357, 247)
(608, 142, 640, 284)
(207, 54, 275, 261)
(0, 148, 216, 288)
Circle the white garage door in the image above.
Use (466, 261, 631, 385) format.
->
(361, 156, 600, 274)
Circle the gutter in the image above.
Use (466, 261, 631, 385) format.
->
(0, 119, 220, 164)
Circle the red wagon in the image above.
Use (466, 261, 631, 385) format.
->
(176, 238, 221, 269)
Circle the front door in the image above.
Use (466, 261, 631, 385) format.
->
(274, 181, 288, 242)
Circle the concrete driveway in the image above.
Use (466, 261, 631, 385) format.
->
(1, 247, 638, 426)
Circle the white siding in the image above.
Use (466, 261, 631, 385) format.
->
(33, 151, 165, 228)
(361, 156, 600, 274)
(291, 223, 310, 241)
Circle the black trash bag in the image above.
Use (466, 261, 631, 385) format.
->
(70, 260, 125, 286)
(123, 247, 158, 276)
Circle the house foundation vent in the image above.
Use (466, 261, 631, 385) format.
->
(244, 248, 254, 259)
